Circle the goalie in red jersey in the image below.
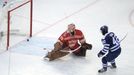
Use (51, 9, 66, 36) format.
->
(44, 23, 92, 61)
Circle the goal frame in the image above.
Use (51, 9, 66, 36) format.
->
(6, 0, 33, 50)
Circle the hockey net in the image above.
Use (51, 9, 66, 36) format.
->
(0, 0, 32, 52)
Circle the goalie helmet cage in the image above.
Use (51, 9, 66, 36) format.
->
(5, 0, 33, 50)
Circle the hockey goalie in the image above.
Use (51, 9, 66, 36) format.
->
(44, 23, 92, 61)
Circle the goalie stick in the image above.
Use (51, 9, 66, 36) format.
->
(43, 45, 82, 61)
(43, 45, 81, 53)
(60, 45, 81, 53)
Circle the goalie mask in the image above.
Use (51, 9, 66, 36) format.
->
(68, 23, 75, 36)
(100, 25, 108, 35)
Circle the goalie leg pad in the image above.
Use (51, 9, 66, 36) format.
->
(46, 50, 69, 61)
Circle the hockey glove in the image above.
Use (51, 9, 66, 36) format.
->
(97, 51, 105, 58)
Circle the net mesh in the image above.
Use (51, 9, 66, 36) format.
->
(0, 0, 32, 51)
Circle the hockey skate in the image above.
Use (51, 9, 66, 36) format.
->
(43, 52, 52, 61)
(110, 63, 117, 69)
(98, 67, 107, 73)
(43, 56, 50, 61)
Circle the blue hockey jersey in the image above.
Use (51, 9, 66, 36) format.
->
(100, 32, 120, 55)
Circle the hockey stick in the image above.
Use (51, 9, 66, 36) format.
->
(119, 33, 128, 43)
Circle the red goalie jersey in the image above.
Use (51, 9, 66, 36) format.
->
(58, 29, 86, 53)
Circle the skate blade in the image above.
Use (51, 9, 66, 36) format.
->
(43, 57, 50, 61)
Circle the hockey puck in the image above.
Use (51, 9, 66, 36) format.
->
(43, 48, 46, 50)
(27, 39, 29, 41)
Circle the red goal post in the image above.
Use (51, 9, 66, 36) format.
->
(0, 0, 33, 50)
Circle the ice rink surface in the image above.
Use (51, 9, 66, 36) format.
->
(0, 0, 134, 75)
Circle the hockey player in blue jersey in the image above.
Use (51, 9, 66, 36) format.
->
(98, 25, 121, 73)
